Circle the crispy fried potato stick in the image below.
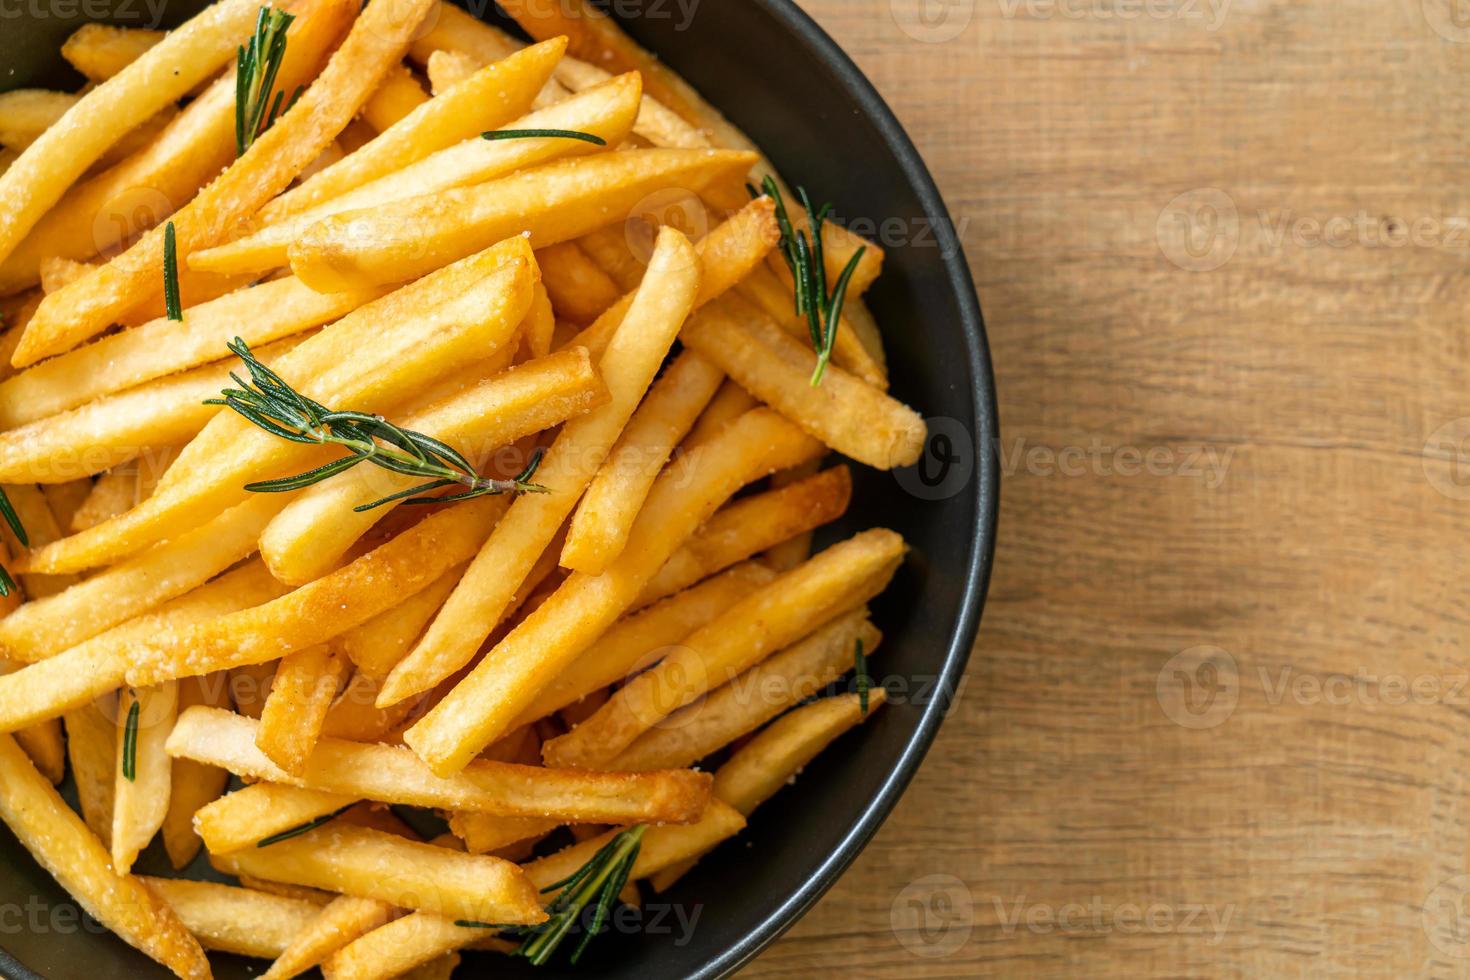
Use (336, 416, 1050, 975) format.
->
(169, 706, 712, 824)
(257, 645, 349, 775)
(261, 346, 608, 585)
(111, 681, 178, 872)
(0, 0, 264, 269)
(14, 0, 427, 366)
(195, 782, 357, 856)
(163, 673, 233, 869)
(25, 242, 534, 574)
(738, 263, 886, 390)
(142, 877, 323, 959)
(542, 529, 904, 768)
(193, 72, 643, 277)
(0, 733, 211, 978)
(360, 62, 428, 132)
(61, 24, 164, 80)
(333, 563, 466, 680)
(537, 240, 622, 324)
(288, 148, 755, 291)
(404, 409, 824, 774)
(562, 349, 724, 574)
(379, 228, 699, 708)
(262, 894, 397, 979)
(682, 294, 926, 469)
(64, 695, 117, 848)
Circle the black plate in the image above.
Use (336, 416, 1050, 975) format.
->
(0, 1, 998, 976)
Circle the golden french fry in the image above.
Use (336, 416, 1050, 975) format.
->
(577, 224, 646, 292)
(0, 732, 211, 977)
(537, 240, 622, 324)
(265, 38, 567, 221)
(448, 812, 560, 856)
(361, 61, 429, 132)
(142, 877, 322, 959)
(761, 459, 823, 570)
(334, 564, 465, 680)
(14, 0, 427, 366)
(288, 148, 755, 291)
(841, 292, 888, 375)
(379, 229, 700, 707)
(195, 782, 357, 856)
(404, 409, 824, 774)
(0, 278, 384, 427)
(26, 242, 534, 575)
(169, 706, 713, 824)
(319, 909, 504, 980)
(194, 71, 642, 277)
(261, 346, 608, 585)
(257, 646, 349, 775)
(163, 673, 233, 869)
(64, 694, 117, 848)
(320, 670, 425, 743)
(542, 529, 904, 768)
(2, 482, 79, 598)
(610, 610, 880, 771)
(0, 494, 282, 662)
(0, 562, 289, 733)
(680, 379, 759, 453)
(426, 48, 480, 94)
(218, 822, 547, 925)
(681, 294, 926, 469)
(650, 690, 887, 892)
(638, 465, 853, 607)
(70, 468, 138, 531)
(112, 681, 179, 872)
(0, 90, 78, 150)
(513, 562, 777, 729)
(738, 263, 887, 389)
(0, 0, 262, 270)
(0, 334, 307, 486)
(13, 715, 65, 785)
(562, 350, 725, 574)
(262, 894, 397, 980)
(41, 478, 91, 531)
(61, 24, 165, 80)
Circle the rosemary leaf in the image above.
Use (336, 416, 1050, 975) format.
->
(515, 825, 645, 966)
(0, 486, 28, 549)
(483, 128, 607, 146)
(256, 804, 355, 847)
(163, 221, 182, 322)
(235, 7, 296, 156)
(121, 697, 140, 782)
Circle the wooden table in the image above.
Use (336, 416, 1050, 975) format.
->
(749, 1, 1470, 975)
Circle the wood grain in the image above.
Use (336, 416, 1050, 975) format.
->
(747, 1, 1470, 976)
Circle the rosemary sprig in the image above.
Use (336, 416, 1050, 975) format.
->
(208, 338, 547, 509)
(163, 221, 182, 322)
(483, 129, 607, 146)
(121, 696, 140, 782)
(256, 804, 354, 847)
(855, 638, 871, 716)
(512, 825, 645, 965)
(235, 7, 299, 156)
(753, 176, 867, 386)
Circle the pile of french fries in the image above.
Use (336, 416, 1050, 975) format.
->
(0, 0, 929, 976)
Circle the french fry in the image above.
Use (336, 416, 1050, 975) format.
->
(609, 610, 880, 771)
(404, 409, 824, 774)
(2, 482, 79, 598)
(217, 822, 547, 925)
(637, 465, 853, 607)
(193, 72, 642, 277)
(262, 38, 567, 221)
(0, 733, 211, 978)
(260, 347, 608, 586)
(257, 646, 349, 775)
(13, 715, 65, 785)
(841, 292, 888, 375)
(0, 334, 307, 486)
(513, 563, 777, 729)
(542, 529, 905, 768)
(112, 681, 179, 872)
(262, 894, 397, 980)
(0, 1, 346, 296)
(71, 468, 138, 530)
(333, 564, 465, 680)
(762, 459, 824, 571)
(127, 499, 507, 685)
(61, 24, 165, 81)
(425, 48, 480, 95)
(361, 62, 429, 132)
(0, 494, 283, 662)
(0, 0, 263, 271)
(41, 478, 92, 531)
(522, 281, 556, 360)
(142, 877, 322, 959)
(681, 379, 760, 452)
(163, 673, 233, 869)
(681, 294, 927, 469)
(195, 782, 357, 856)
(168, 706, 713, 824)
(562, 350, 725, 574)
(320, 670, 425, 742)
(0, 562, 289, 734)
(0, 90, 79, 150)
(320, 909, 506, 980)
(537, 240, 622, 324)
(525, 798, 746, 888)
(650, 690, 886, 892)
(0, 278, 384, 427)
(379, 228, 700, 708)
(64, 695, 118, 848)
(449, 812, 560, 856)
(230, 660, 277, 719)
(25, 242, 534, 574)
(14, 0, 429, 366)
(288, 148, 756, 291)
(577, 224, 646, 292)
(738, 263, 887, 389)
